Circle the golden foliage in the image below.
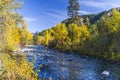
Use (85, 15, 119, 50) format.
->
(20, 21, 33, 45)
(44, 30, 51, 46)
(68, 23, 90, 45)
(0, 53, 38, 80)
(52, 23, 68, 41)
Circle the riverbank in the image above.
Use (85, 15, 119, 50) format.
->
(23, 45, 120, 64)
(20, 45, 120, 80)
(43, 44, 120, 64)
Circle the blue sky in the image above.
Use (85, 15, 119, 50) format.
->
(19, 0, 120, 33)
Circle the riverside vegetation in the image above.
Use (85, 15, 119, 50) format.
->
(33, 0, 120, 62)
(0, 0, 37, 80)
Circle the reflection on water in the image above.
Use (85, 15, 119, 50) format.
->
(23, 45, 120, 80)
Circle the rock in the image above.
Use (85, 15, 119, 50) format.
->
(61, 59, 64, 61)
(68, 59, 72, 61)
(102, 71, 109, 76)
(40, 64, 49, 69)
(57, 77, 60, 80)
(48, 77, 52, 80)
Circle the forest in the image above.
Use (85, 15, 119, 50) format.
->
(0, 0, 120, 80)
(33, 3, 120, 61)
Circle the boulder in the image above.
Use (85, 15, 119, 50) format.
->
(102, 71, 109, 76)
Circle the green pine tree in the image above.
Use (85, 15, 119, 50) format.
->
(67, 0, 80, 19)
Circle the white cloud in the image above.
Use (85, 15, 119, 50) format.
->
(45, 9, 92, 20)
(79, 10, 92, 15)
(80, 0, 120, 9)
(24, 17, 37, 23)
(45, 9, 68, 22)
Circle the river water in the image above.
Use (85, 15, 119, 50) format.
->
(22, 45, 120, 80)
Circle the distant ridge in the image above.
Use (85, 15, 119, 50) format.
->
(38, 7, 120, 34)
(63, 7, 120, 25)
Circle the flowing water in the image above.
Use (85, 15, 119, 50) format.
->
(22, 45, 120, 80)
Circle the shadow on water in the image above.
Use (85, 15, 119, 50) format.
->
(23, 45, 120, 80)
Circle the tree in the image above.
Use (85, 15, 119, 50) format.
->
(97, 9, 120, 59)
(52, 23, 68, 44)
(68, 23, 90, 48)
(0, 0, 33, 51)
(44, 30, 51, 46)
(67, 0, 80, 19)
(0, 0, 38, 79)
(33, 31, 39, 45)
(0, 0, 23, 51)
(19, 21, 33, 46)
(48, 23, 68, 49)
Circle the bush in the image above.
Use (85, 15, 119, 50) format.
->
(0, 53, 38, 80)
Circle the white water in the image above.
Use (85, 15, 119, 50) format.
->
(22, 45, 120, 80)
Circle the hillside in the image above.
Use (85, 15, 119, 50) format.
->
(39, 7, 120, 35)
(33, 7, 120, 62)
(63, 7, 120, 25)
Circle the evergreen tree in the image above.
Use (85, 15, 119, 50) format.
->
(67, 0, 80, 19)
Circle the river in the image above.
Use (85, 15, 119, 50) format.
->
(22, 45, 120, 80)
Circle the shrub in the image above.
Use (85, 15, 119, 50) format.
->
(0, 53, 38, 80)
